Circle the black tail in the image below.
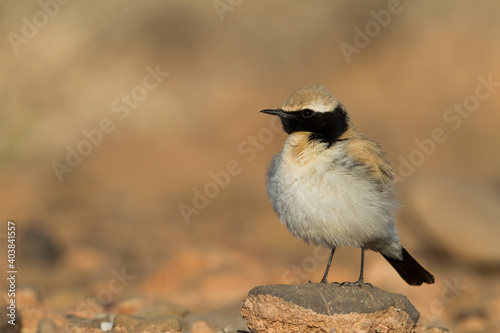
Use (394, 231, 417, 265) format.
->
(382, 247, 435, 286)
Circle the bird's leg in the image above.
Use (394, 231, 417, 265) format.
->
(340, 247, 372, 287)
(320, 247, 336, 283)
(356, 246, 371, 286)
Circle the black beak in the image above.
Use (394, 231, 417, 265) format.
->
(260, 109, 293, 119)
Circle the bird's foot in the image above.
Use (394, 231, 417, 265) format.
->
(339, 280, 372, 288)
(317, 278, 340, 285)
(317, 278, 340, 284)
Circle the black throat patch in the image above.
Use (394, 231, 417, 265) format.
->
(280, 106, 349, 146)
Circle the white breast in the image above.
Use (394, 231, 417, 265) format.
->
(266, 135, 399, 250)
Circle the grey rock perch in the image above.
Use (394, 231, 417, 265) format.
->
(241, 283, 421, 333)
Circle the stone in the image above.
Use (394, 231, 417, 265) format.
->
(408, 176, 500, 266)
(112, 313, 184, 332)
(191, 319, 216, 333)
(132, 315, 182, 332)
(413, 324, 451, 332)
(135, 300, 189, 318)
(217, 326, 241, 333)
(112, 297, 147, 315)
(16, 307, 68, 333)
(248, 283, 420, 320)
(183, 310, 248, 332)
(100, 321, 113, 331)
(66, 314, 113, 329)
(114, 313, 144, 329)
(16, 287, 43, 309)
(36, 318, 63, 333)
(241, 283, 420, 332)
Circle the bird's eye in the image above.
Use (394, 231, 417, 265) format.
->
(301, 109, 314, 118)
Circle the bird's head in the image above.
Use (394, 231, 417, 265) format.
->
(260, 85, 351, 143)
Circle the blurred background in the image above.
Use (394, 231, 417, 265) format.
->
(1, 1, 500, 332)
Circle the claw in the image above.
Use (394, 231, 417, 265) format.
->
(339, 280, 372, 288)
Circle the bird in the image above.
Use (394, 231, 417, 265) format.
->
(260, 85, 435, 286)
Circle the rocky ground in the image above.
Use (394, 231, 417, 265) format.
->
(1, 286, 246, 333)
(1, 284, 450, 333)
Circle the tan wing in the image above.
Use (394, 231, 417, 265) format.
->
(344, 136, 395, 184)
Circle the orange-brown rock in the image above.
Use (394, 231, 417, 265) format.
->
(241, 283, 421, 332)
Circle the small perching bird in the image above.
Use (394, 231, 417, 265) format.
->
(261, 85, 434, 286)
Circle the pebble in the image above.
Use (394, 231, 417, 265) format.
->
(413, 324, 450, 332)
(100, 321, 113, 331)
(217, 326, 243, 333)
(136, 300, 189, 318)
(408, 176, 500, 266)
(190, 320, 216, 333)
(183, 311, 247, 331)
(114, 313, 144, 329)
(111, 297, 147, 314)
(36, 318, 62, 333)
(66, 314, 112, 329)
(132, 315, 183, 331)
(16, 286, 43, 309)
